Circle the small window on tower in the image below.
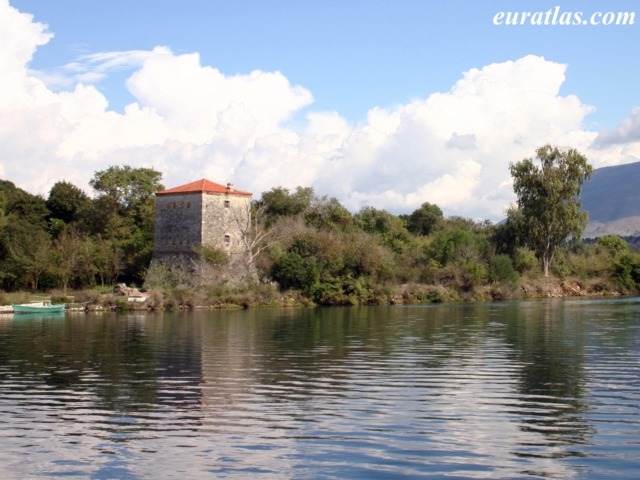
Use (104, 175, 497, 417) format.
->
(224, 199, 230, 208)
(223, 234, 231, 246)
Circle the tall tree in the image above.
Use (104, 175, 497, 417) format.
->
(89, 165, 162, 237)
(46, 181, 91, 225)
(509, 145, 593, 276)
(405, 202, 443, 236)
(89, 166, 163, 210)
(0, 224, 52, 291)
(89, 166, 163, 282)
(52, 226, 93, 293)
(91, 237, 123, 286)
(0, 182, 52, 290)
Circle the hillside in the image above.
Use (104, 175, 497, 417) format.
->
(581, 161, 640, 238)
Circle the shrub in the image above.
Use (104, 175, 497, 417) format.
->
(206, 283, 280, 307)
(437, 261, 487, 291)
(428, 229, 477, 266)
(513, 248, 538, 274)
(489, 254, 519, 284)
(597, 235, 630, 255)
(459, 260, 487, 290)
(308, 275, 377, 305)
(71, 289, 102, 303)
(612, 253, 640, 292)
(192, 245, 229, 266)
(310, 278, 347, 305)
(564, 246, 610, 280)
(270, 252, 319, 291)
(143, 262, 182, 290)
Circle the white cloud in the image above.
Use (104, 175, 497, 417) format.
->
(586, 109, 640, 171)
(0, 0, 51, 83)
(593, 107, 640, 147)
(34, 49, 161, 90)
(1, 1, 637, 221)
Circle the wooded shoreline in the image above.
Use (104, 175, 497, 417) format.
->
(2, 151, 640, 306)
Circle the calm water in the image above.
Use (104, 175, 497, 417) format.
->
(0, 298, 639, 479)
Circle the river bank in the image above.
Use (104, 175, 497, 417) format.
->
(1, 273, 624, 314)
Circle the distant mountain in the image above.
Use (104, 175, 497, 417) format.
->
(581, 161, 640, 238)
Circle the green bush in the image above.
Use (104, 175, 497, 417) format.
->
(270, 252, 320, 292)
(206, 283, 280, 307)
(612, 253, 640, 292)
(310, 278, 347, 305)
(428, 229, 477, 266)
(460, 260, 487, 290)
(564, 246, 610, 279)
(192, 245, 229, 266)
(597, 235, 630, 255)
(489, 254, 519, 284)
(309, 275, 375, 305)
(513, 247, 538, 274)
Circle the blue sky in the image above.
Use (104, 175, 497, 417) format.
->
(3, 0, 640, 220)
(13, 0, 639, 126)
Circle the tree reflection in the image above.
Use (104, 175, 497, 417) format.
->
(504, 300, 595, 449)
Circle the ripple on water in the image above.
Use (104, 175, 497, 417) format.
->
(0, 302, 639, 478)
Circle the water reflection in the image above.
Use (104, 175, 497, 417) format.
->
(0, 300, 639, 478)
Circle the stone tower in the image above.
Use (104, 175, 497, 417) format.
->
(150, 179, 253, 284)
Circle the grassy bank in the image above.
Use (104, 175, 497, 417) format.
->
(1, 271, 632, 313)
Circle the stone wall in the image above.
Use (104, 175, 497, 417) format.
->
(150, 189, 254, 285)
(201, 192, 251, 256)
(202, 192, 253, 283)
(153, 192, 203, 256)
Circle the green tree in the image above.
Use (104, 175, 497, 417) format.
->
(0, 182, 53, 290)
(0, 225, 53, 291)
(51, 226, 94, 293)
(509, 145, 593, 276)
(405, 202, 443, 236)
(492, 206, 525, 257)
(304, 196, 353, 231)
(596, 235, 629, 256)
(428, 228, 479, 267)
(260, 186, 314, 225)
(0, 182, 49, 230)
(46, 181, 91, 226)
(88, 165, 162, 241)
(612, 252, 640, 292)
(89, 165, 163, 282)
(0, 191, 6, 231)
(23, 230, 54, 291)
(89, 166, 163, 210)
(355, 207, 411, 252)
(91, 237, 123, 286)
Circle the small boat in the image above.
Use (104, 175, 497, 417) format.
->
(12, 302, 66, 314)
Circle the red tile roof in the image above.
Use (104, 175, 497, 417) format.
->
(156, 179, 252, 196)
